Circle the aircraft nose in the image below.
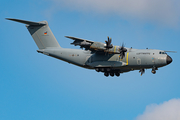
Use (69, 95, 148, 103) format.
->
(166, 55, 172, 64)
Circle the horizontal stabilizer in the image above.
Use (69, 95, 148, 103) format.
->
(6, 18, 46, 26)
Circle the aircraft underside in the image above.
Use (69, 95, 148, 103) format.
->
(90, 65, 160, 77)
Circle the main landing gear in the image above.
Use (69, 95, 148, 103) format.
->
(95, 68, 120, 77)
(104, 72, 109, 77)
(104, 72, 120, 77)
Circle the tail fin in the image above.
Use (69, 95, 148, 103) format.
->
(6, 18, 61, 49)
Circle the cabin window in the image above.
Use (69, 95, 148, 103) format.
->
(159, 51, 167, 54)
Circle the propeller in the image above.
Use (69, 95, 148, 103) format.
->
(119, 43, 127, 60)
(105, 36, 113, 50)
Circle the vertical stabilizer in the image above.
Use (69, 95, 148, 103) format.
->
(6, 18, 61, 49)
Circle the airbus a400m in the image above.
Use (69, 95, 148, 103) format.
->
(7, 18, 174, 77)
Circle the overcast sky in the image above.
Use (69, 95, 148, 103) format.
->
(49, 0, 180, 27)
(1, 0, 180, 120)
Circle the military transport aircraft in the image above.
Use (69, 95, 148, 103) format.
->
(7, 18, 174, 77)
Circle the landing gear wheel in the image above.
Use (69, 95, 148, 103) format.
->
(110, 72, 114, 77)
(115, 73, 120, 77)
(139, 69, 145, 76)
(95, 68, 100, 72)
(101, 68, 105, 72)
(151, 70, 156, 74)
(104, 72, 109, 77)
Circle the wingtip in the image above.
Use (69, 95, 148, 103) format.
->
(5, 18, 11, 20)
(5, 18, 17, 20)
(65, 36, 71, 38)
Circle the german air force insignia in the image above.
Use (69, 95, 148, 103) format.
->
(44, 31, 47, 35)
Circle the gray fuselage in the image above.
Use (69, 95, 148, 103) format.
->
(38, 47, 171, 73)
(7, 18, 172, 76)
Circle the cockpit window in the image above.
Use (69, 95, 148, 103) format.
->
(159, 51, 167, 54)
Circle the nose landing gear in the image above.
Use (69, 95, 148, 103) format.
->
(139, 67, 158, 75)
(151, 70, 156, 74)
(139, 69, 145, 76)
(151, 67, 158, 74)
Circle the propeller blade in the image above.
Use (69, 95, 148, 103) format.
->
(122, 42, 124, 48)
(109, 38, 112, 44)
(119, 43, 127, 60)
(105, 36, 113, 50)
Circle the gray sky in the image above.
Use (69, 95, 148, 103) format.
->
(50, 0, 180, 27)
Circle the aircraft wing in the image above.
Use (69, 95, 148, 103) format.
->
(65, 36, 94, 43)
(65, 36, 94, 44)
(65, 36, 96, 50)
(65, 36, 121, 54)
